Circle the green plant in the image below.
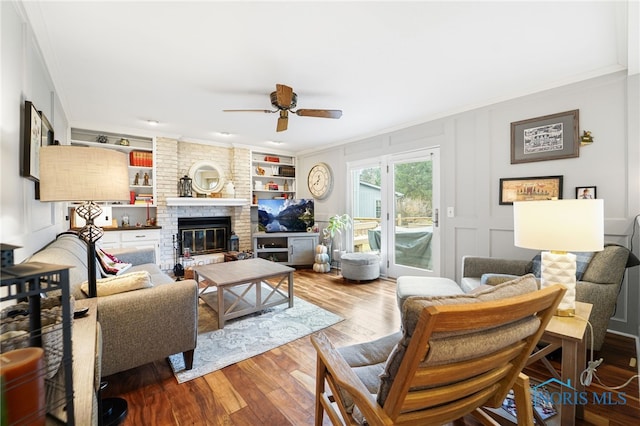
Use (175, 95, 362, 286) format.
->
(322, 213, 352, 241)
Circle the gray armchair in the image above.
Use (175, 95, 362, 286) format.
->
(461, 244, 638, 351)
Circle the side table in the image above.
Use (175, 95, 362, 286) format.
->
(528, 301, 593, 426)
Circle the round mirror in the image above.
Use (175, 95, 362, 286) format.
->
(188, 160, 225, 195)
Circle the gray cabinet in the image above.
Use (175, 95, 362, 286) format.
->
(253, 232, 318, 266)
(289, 236, 316, 265)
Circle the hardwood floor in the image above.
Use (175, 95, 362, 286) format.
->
(103, 269, 639, 425)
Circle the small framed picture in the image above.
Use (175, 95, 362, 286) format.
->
(576, 186, 596, 199)
(499, 175, 563, 205)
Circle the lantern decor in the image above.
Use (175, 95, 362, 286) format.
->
(179, 175, 192, 197)
(229, 231, 239, 252)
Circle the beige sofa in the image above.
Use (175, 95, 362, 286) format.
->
(461, 244, 638, 351)
(26, 233, 198, 376)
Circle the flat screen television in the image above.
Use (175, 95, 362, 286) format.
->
(258, 199, 314, 233)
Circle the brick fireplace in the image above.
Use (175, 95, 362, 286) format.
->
(154, 138, 252, 270)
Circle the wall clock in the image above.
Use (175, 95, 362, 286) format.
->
(307, 162, 333, 200)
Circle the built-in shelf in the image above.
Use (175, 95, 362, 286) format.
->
(165, 197, 249, 207)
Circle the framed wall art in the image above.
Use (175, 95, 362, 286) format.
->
(40, 112, 54, 147)
(510, 109, 579, 164)
(499, 175, 563, 205)
(22, 100, 42, 181)
(576, 186, 596, 199)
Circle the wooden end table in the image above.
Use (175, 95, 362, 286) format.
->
(528, 301, 593, 425)
(193, 258, 294, 328)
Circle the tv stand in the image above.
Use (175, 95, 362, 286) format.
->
(252, 232, 318, 266)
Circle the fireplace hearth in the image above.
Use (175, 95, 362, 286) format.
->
(178, 216, 231, 255)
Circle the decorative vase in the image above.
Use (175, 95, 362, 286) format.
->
(224, 181, 235, 198)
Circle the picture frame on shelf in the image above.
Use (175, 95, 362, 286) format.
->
(499, 175, 563, 205)
(576, 186, 597, 199)
(510, 110, 579, 164)
(22, 100, 42, 181)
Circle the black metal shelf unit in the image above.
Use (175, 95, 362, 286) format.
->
(1, 251, 75, 425)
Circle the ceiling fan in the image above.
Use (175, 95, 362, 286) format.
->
(223, 84, 342, 132)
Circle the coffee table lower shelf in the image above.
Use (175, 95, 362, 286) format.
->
(199, 281, 292, 325)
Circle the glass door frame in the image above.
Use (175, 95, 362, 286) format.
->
(347, 147, 440, 278)
(386, 148, 440, 278)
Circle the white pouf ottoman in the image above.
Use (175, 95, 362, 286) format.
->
(396, 276, 463, 311)
(341, 253, 380, 282)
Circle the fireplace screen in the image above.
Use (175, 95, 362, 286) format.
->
(181, 228, 227, 255)
(178, 216, 231, 255)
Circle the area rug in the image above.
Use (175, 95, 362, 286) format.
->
(168, 296, 342, 383)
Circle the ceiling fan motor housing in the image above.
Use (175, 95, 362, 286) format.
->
(271, 91, 297, 109)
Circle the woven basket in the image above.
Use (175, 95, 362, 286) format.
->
(0, 297, 74, 380)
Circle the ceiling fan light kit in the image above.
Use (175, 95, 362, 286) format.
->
(224, 84, 342, 132)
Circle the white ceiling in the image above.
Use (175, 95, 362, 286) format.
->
(23, 1, 630, 154)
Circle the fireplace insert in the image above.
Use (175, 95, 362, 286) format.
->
(177, 216, 231, 255)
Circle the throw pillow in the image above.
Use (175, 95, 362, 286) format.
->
(80, 271, 152, 297)
(97, 248, 132, 275)
(529, 252, 594, 281)
(575, 252, 595, 281)
(480, 273, 520, 286)
(529, 254, 542, 278)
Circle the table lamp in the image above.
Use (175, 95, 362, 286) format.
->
(513, 199, 604, 316)
(39, 145, 129, 297)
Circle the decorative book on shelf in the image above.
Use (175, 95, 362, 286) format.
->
(129, 151, 153, 167)
(278, 165, 295, 177)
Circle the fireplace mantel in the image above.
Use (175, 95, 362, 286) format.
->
(165, 197, 249, 207)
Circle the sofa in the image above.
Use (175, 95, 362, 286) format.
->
(461, 244, 638, 351)
(25, 232, 198, 376)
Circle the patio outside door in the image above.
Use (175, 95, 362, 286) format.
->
(348, 147, 440, 278)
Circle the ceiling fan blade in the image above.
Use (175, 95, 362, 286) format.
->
(275, 84, 294, 108)
(223, 109, 276, 113)
(295, 109, 343, 119)
(277, 110, 288, 132)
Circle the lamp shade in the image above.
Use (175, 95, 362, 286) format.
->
(513, 199, 604, 252)
(39, 146, 130, 202)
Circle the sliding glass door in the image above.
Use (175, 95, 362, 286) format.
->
(348, 148, 440, 278)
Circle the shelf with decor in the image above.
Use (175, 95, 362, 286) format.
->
(251, 150, 296, 205)
(70, 128, 157, 227)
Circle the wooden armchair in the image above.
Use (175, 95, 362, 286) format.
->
(311, 275, 565, 426)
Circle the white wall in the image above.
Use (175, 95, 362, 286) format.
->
(1, 1, 69, 262)
(298, 71, 640, 337)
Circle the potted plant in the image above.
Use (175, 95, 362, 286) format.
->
(322, 214, 352, 261)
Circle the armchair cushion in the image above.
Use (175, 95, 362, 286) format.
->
(336, 332, 402, 413)
(378, 274, 539, 406)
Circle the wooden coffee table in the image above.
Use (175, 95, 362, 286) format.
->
(193, 258, 295, 328)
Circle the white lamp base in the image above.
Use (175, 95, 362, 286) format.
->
(541, 251, 576, 316)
